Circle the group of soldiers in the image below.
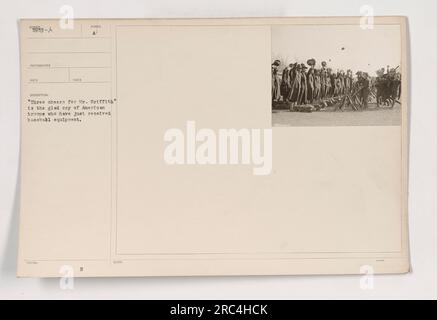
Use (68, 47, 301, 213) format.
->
(375, 66, 402, 108)
(272, 58, 401, 111)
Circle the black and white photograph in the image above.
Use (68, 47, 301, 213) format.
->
(2, 0, 437, 304)
(272, 24, 402, 126)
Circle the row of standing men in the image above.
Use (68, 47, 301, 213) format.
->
(272, 59, 371, 108)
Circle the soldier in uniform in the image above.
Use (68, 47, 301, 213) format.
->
(320, 61, 327, 100)
(326, 68, 333, 98)
(299, 64, 308, 104)
(358, 72, 370, 109)
(271, 60, 281, 102)
(307, 67, 315, 104)
(314, 69, 322, 103)
(334, 72, 341, 97)
(306, 59, 316, 104)
(345, 69, 353, 94)
(288, 63, 302, 108)
(329, 69, 336, 98)
(281, 63, 293, 102)
(340, 70, 346, 96)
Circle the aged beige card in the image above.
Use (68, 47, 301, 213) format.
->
(18, 17, 409, 277)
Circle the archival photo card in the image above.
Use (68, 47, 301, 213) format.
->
(18, 17, 409, 277)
